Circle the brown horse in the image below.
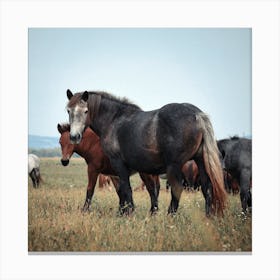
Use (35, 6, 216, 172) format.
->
(98, 174, 112, 189)
(135, 175, 160, 191)
(57, 123, 160, 213)
(224, 171, 239, 195)
(182, 160, 200, 190)
(165, 160, 200, 191)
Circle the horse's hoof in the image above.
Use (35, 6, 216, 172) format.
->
(81, 206, 92, 213)
(150, 207, 159, 215)
(119, 204, 134, 216)
(167, 207, 177, 217)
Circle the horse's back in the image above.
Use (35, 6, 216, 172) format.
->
(157, 103, 202, 135)
(121, 103, 202, 171)
(157, 103, 204, 160)
(28, 154, 40, 173)
(158, 103, 201, 122)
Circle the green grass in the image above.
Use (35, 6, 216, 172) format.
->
(28, 158, 251, 252)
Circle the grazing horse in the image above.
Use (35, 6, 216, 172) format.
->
(66, 90, 227, 216)
(28, 154, 42, 188)
(217, 136, 252, 213)
(57, 123, 160, 213)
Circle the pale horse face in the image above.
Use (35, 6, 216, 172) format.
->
(67, 101, 88, 144)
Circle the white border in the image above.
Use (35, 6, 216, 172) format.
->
(1, 0, 279, 280)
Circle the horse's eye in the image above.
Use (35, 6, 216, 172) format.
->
(85, 110, 88, 114)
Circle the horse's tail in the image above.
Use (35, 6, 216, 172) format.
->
(196, 112, 227, 215)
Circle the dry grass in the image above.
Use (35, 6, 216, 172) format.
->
(28, 158, 251, 252)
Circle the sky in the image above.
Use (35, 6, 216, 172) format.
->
(28, 28, 251, 139)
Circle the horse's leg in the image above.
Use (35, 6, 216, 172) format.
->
(140, 174, 159, 214)
(110, 159, 134, 215)
(167, 165, 184, 215)
(194, 157, 213, 217)
(35, 168, 40, 188)
(82, 165, 98, 212)
(239, 168, 251, 213)
(30, 170, 37, 188)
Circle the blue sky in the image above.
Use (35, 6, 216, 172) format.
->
(28, 28, 251, 139)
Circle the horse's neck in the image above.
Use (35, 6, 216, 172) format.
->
(74, 136, 99, 160)
(91, 100, 140, 136)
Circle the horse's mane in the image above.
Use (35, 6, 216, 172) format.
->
(91, 91, 141, 110)
(68, 91, 141, 110)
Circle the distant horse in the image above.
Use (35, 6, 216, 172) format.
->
(182, 160, 200, 190)
(98, 174, 111, 189)
(66, 90, 226, 216)
(135, 175, 160, 191)
(165, 160, 200, 191)
(223, 171, 239, 195)
(28, 154, 42, 188)
(217, 136, 252, 213)
(58, 123, 160, 213)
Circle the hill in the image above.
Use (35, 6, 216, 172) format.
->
(28, 134, 80, 158)
(29, 135, 59, 149)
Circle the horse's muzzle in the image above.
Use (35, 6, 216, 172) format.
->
(61, 159, 69, 166)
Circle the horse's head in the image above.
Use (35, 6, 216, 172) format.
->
(57, 123, 75, 166)
(66, 89, 89, 144)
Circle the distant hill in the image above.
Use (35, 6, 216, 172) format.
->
(28, 135, 81, 158)
(28, 135, 59, 149)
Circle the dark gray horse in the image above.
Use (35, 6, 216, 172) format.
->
(66, 90, 227, 216)
(217, 137, 252, 213)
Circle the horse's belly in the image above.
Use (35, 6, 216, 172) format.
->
(123, 150, 166, 174)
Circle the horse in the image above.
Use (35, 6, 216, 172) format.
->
(57, 123, 160, 213)
(135, 175, 160, 191)
(182, 160, 200, 191)
(28, 154, 42, 188)
(98, 174, 112, 189)
(217, 136, 252, 213)
(223, 171, 239, 195)
(165, 160, 200, 192)
(66, 90, 227, 216)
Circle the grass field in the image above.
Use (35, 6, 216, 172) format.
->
(28, 158, 251, 252)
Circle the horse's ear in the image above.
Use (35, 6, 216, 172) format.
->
(67, 89, 73, 100)
(57, 123, 63, 134)
(82, 91, 89, 102)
